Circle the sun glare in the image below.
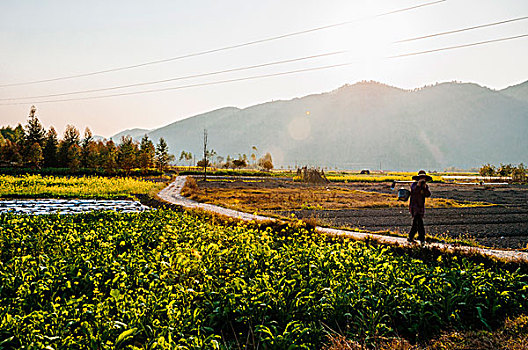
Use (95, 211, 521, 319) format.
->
(343, 20, 394, 62)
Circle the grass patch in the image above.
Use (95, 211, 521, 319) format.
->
(181, 179, 491, 213)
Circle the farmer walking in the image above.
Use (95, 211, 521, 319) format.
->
(407, 170, 432, 245)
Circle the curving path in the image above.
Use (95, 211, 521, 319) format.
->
(158, 176, 528, 263)
(158, 176, 272, 222)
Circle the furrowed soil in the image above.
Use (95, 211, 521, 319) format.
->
(192, 178, 528, 249)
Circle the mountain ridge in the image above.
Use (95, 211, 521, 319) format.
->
(112, 80, 528, 170)
(111, 128, 151, 141)
(500, 80, 528, 104)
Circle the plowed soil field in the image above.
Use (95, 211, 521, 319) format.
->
(195, 178, 528, 249)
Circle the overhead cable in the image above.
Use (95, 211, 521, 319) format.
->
(1, 33, 526, 106)
(394, 15, 528, 43)
(0, 0, 446, 88)
(388, 33, 528, 58)
(3, 14, 527, 101)
(0, 51, 345, 101)
(0, 63, 355, 105)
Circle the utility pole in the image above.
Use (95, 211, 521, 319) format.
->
(203, 129, 208, 181)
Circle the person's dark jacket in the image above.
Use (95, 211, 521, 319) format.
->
(409, 180, 431, 217)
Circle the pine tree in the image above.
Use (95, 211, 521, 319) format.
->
(25, 106, 46, 147)
(138, 135, 155, 170)
(0, 140, 22, 166)
(0, 133, 6, 166)
(0, 126, 16, 143)
(63, 125, 80, 145)
(81, 127, 95, 168)
(13, 124, 25, 144)
(43, 127, 59, 168)
(117, 136, 138, 173)
(67, 144, 81, 172)
(58, 125, 80, 167)
(21, 106, 46, 166)
(155, 138, 173, 171)
(85, 142, 101, 169)
(102, 140, 117, 173)
(26, 142, 43, 169)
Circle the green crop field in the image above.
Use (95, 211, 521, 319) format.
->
(0, 210, 527, 349)
(0, 175, 165, 199)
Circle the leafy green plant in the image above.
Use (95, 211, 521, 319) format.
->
(0, 210, 527, 348)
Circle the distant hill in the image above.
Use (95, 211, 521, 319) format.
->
(111, 128, 150, 141)
(111, 81, 528, 170)
(500, 81, 528, 104)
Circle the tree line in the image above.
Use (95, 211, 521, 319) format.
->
(191, 151, 273, 171)
(479, 163, 527, 182)
(0, 106, 173, 174)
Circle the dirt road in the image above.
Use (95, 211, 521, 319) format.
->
(158, 176, 528, 263)
(283, 206, 528, 249)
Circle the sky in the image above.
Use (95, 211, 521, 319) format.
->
(0, 0, 527, 138)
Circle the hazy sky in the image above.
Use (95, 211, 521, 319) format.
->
(1, 0, 527, 137)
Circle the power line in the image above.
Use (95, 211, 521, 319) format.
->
(0, 63, 354, 105)
(3, 15, 528, 102)
(1, 32, 526, 106)
(4, 15, 527, 101)
(0, 0, 446, 88)
(388, 33, 528, 58)
(0, 51, 345, 101)
(394, 15, 528, 43)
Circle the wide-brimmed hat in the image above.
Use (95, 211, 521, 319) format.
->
(412, 170, 432, 181)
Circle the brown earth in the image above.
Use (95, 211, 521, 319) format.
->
(189, 178, 528, 249)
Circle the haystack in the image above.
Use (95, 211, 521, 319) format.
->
(296, 166, 329, 184)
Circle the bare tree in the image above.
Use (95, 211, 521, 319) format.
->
(203, 129, 208, 181)
(179, 150, 193, 166)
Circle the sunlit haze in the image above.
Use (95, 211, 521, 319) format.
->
(1, 0, 527, 137)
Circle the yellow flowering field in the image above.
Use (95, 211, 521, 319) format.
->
(0, 174, 165, 199)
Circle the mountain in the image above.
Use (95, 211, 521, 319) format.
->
(92, 134, 106, 142)
(112, 81, 528, 170)
(111, 128, 150, 141)
(500, 81, 528, 104)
